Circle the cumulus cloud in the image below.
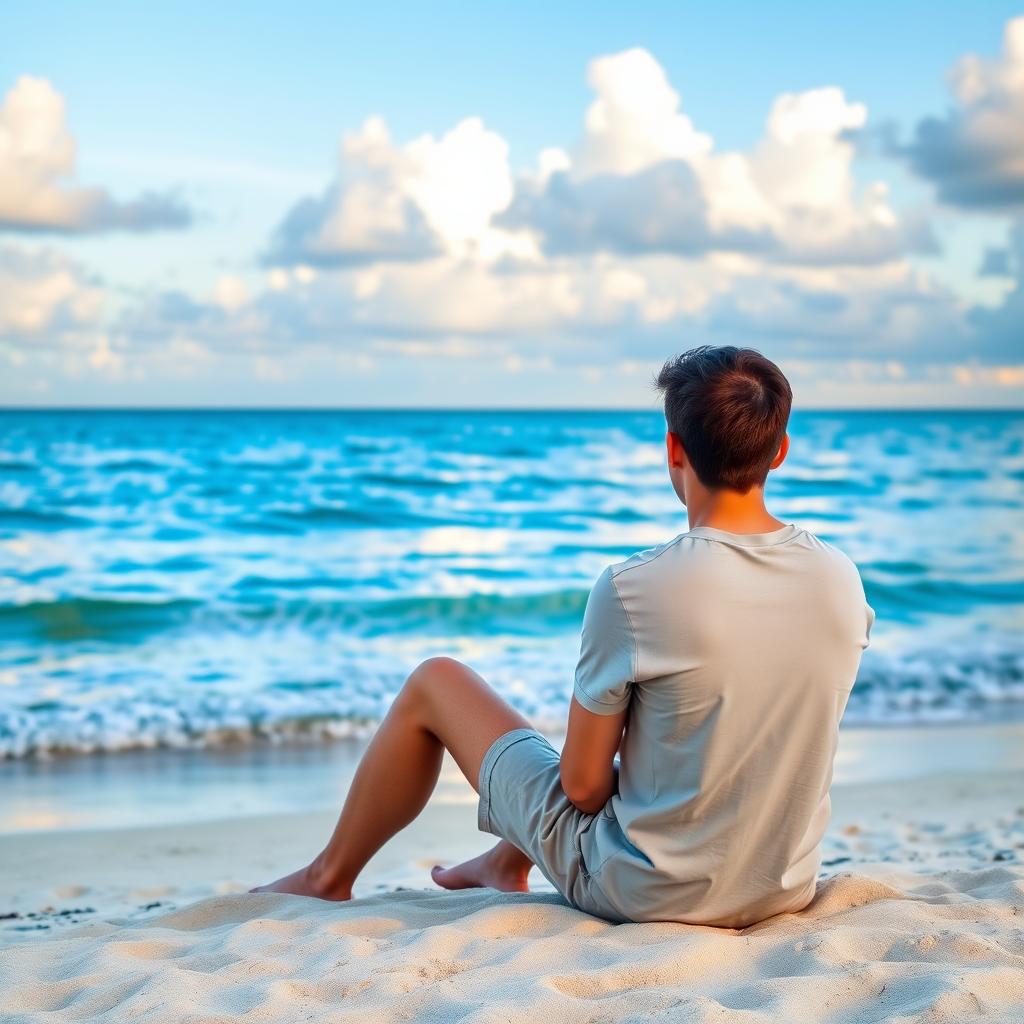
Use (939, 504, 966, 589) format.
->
(499, 161, 773, 257)
(271, 48, 931, 276)
(0, 244, 103, 341)
(571, 48, 714, 176)
(503, 57, 934, 265)
(267, 115, 534, 267)
(900, 16, 1024, 209)
(0, 75, 190, 233)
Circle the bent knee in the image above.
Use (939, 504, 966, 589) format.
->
(403, 656, 471, 702)
(413, 655, 466, 676)
(408, 655, 468, 684)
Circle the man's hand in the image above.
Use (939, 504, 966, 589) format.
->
(559, 695, 627, 814)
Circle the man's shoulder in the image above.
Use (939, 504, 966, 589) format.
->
(796, 528, 863, 576)
(601, 532, 720, 626)
(607, 531, 697, 582)
(607, 526, 861, 585)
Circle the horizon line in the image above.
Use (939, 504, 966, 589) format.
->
(0, 405, 1021, 414)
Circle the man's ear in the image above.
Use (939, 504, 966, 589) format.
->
(666, 430, 687, 469)
(769, 432, 790, 470)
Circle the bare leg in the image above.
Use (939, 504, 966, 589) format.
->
(251, 657, 536, 899)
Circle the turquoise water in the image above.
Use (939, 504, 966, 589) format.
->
(1, 409, 1022, 758)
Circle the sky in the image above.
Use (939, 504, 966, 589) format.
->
(1, 2, 1023, 408)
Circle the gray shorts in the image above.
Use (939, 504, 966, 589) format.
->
(476, 727, 629, 923)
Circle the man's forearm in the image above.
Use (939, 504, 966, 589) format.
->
(560, 694, 627, 814)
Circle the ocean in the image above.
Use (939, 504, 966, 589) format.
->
(1, 408, 1022, 762)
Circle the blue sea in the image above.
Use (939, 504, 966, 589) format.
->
(1, 409, 1022, 760)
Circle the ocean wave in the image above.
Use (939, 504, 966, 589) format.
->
(0, 508, 91, 530)
(2, 641, 1023, 759)
(0, 597, 200, 642)
(844, 642, 1024, 724)
(2, 575, 1018, 647)
(0, 588, 594, 643)
(0, 688, 392, 759)
(863, 577, 1024, 614)
(6, 574, 1014, 647)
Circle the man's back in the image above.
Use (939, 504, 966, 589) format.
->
(573, 521, 875, 927)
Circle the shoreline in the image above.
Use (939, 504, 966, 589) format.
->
(4, 718, 1024, 836)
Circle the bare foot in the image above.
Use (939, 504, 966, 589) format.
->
(249, 861, 351, 901)
(431, 841, 531, 893)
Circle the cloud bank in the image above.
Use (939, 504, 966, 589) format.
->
(271, 49, 934, 270)
(2, 24, 1022, 406)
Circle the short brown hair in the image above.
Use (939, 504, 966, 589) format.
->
(652, 345, 792, 492)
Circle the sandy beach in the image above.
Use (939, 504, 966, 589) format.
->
(2, 724, 1023, 1022)
(3, 0, 1024, 1012)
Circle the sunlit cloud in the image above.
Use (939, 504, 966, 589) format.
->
(0, 76, 191, 234)
(504, 56, 935, 266)
(267, 115, 534, 267)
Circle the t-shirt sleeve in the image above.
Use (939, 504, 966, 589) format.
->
(573, 565, 636, 715)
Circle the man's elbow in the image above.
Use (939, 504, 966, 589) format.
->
(559, 771, 610, 814)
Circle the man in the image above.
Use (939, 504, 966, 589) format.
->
(254, 344, 874, 928)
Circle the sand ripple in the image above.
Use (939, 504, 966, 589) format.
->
(1, 865, 1022, 1023)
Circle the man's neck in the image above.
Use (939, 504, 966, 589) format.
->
(686, 487, 786, 534)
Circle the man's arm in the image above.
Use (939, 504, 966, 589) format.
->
(561, 564, 636, 814)
(560, 695, 627, 814)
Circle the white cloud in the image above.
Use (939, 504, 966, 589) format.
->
(573, 47, 714, 176)
(268, 115, 537, 266)
(710, 88, 870, 242)
(505, 53, 933, 265)
(902, 16, 1024, 208)
(0, 245, 103, 340)
(0, 75, 190, 233)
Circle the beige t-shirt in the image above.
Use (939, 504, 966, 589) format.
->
(573, 522, 874, 927)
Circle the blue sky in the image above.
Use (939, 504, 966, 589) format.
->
(1, 2, 1022, 407)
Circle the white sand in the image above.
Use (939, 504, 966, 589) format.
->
(2, 760, 1023, 1021)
